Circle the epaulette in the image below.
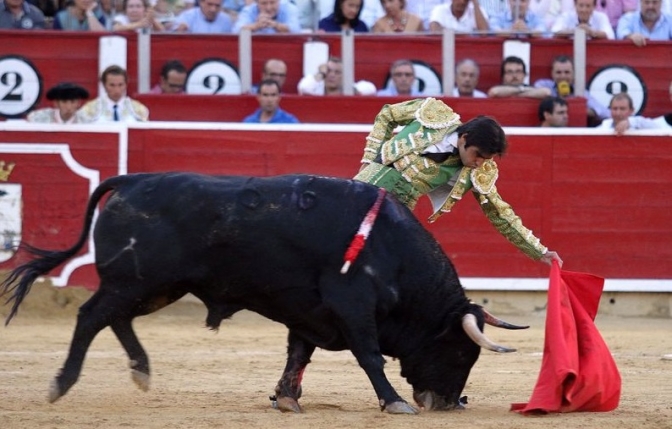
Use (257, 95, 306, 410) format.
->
(130, 99, 150, 121)
(471, 159, 498, 194)
(414, 98, 461, 130)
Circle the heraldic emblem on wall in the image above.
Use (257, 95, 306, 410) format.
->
(0, 161, 21, 263)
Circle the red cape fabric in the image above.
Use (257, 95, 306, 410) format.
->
(510, 263, 621, 414)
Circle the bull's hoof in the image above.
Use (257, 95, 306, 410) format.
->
(275, 396, 302, 413)
(48, 379, 63, 403)
(384, 401, 419, 415)
(131, 369, 150, 392)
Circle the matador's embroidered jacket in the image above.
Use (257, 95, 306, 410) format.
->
(353, 97, 547, 260)
(79, 95, 149, 123)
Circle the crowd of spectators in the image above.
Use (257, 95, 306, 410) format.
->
(2, 0, 671, 39)
(20, 54, 672, 129)
(3, 0, 671, 127)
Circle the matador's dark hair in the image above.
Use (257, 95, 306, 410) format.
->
(456, 116, 508, 156)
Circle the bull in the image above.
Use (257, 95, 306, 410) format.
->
(1, 172, 527, 414)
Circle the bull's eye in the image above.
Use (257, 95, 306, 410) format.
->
(238, 188, 262, 209)
(298, 191, 317, 210)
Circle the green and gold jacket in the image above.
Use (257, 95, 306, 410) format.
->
(354, 97, 547, 260)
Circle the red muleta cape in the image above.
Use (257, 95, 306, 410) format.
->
(511, 262, 621, 414)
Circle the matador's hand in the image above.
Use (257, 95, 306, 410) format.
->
(540, 250, 563, 267)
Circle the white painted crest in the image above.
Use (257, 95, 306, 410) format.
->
(0, 183, 22, 263)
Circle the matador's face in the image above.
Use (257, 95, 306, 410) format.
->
(457, 135, 491, 169)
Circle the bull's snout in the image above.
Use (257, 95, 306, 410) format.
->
(412, 390, 467, 411)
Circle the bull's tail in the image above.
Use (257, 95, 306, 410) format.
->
(1, 175, 126, 325)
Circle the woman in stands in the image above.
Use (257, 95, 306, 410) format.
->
(371, 0, 424, 32)
(53, 0, 107, 30)
(318, 0, 369, 32)
(113, 0, 165, 31)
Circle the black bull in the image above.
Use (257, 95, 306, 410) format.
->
(1, 173, 527, 414)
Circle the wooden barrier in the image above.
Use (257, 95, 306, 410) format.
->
(132, 95, 587, 126)
(0, 32, 669, 119)
(1, 123, 671, 290)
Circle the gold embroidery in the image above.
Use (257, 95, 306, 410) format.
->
(471, 159, 498, 194)
(414, 98, 461, 129)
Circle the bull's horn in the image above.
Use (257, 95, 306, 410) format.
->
(482, 308, 529, 330)
(461, 314, 516, 353)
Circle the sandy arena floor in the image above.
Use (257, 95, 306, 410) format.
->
(1, 284, 671, 429)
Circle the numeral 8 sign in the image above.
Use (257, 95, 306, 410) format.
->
(0, 55, 43, 118)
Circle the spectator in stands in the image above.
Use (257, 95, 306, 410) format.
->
(294, 0, 317, 30)
(489, 0, 547, 35)
(27, 82, 89, 123)
(616, 0, 672, 45)
(251, 58, 288, 94)
(529, 0, 575, 31)
(150, 60, 187, 94)
(354, 80, 378, 95)
(27, 0, 58, 18)
(599, 92, 661, 133)
(243, 79, 299, 123)
(488, 56, 552, 98)
(453, 58, 487, 97)
(552, 0, 615, 38)
(96, 0, 122, 30)
(405, 0, 441, 29)
(303, 0, 382, 30)
(428, 0, 490, 33)
(533, 54, 609, 126)
(223, 0, 251, 21)
(298, 56, 344, 95)
(318, 0, 369, 32)
(233, 0, 301, 33)
(174, 0, 233, 33)
(653, 80, 672, 128)
(79, 65, 149, 123)
(113, 0, 165, 31)
(152, 0, 179, 30)
(0, 0, 46, 29)
(180, 0, 195, 10)
(353, 98, 563, 266)
(596, 0, 637, 31)
(478, 0, 510, 18)
(538, 96, 569, 127)
(371, 0, 424, 32)
(53, 0, 107, 30)
(376, 59, 421, 96)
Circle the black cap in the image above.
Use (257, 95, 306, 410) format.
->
(46, 82, 90, 101)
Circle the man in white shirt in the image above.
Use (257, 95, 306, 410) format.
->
(429, 0, 490, 33)
(599, 92, 660, 134)
(377, 59, 422, 96)
(79, 65, 149, 123)
(452, 58, 487, 97)
(552, 0, 615, 39)
(406, 0, 443, 29)
(174, 0, 233, 33)
(488, 56, 552, 98)
(298, 56, 343, 95)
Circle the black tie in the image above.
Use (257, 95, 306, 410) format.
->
(113, 104, 119, 121)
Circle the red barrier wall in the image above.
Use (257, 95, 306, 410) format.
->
(2, 125, 671, 289)
(1, 32, 670, 118)
(0, 129, 121, 287)
(132, 95, 587, 126)
(127, 127, 672, 280)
